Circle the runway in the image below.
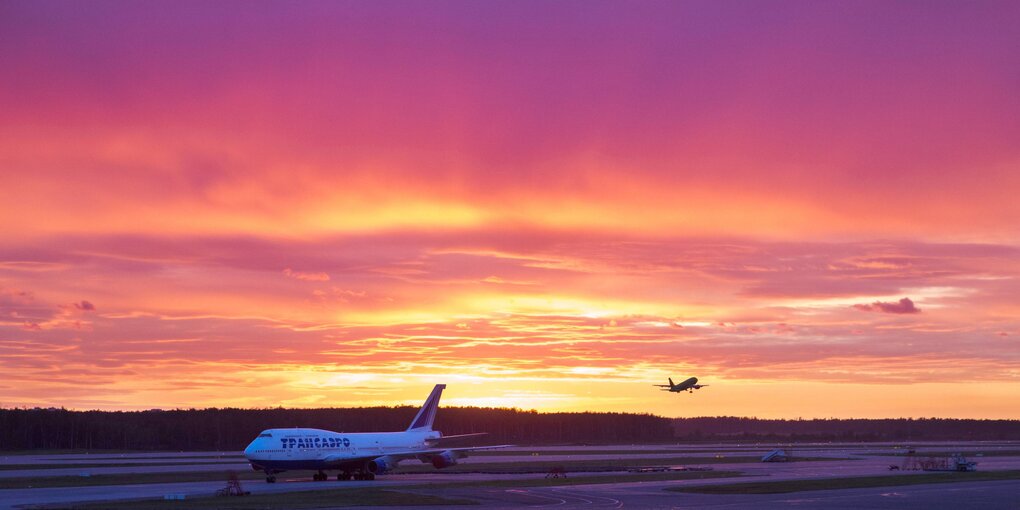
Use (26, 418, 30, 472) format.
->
(2, 442, 1018, 509)
(442, 479, 1020, 509)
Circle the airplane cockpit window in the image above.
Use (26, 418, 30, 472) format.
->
(258, 432, 273, 438)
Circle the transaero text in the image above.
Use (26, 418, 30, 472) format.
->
(280, 436, 351, 449)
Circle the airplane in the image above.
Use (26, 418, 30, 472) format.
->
(243, 384, 508, 483)
(654, 376, 708, 393)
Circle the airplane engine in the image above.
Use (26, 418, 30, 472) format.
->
(367, 456, 396, 474)
(431, 450, 459, 469)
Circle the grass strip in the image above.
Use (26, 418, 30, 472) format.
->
(863, 450, 1020, 458)
(667, 469, 1020, 494)
(0, 450, 169, 456)
(470, 447, 891, 456)
(471, 449, 739, 456)
(0, 461, 245, 471)
(395, 455, 843, 474)
(0, 451, 242, 458)
(0, 454, 844, 489)
(45, 471, 743, 509)
(0, 470, 265, 490)
(432, 469, 742, 489)
(53, 488, 475, 509)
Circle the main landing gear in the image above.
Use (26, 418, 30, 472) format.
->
(317, 470, 374, 481)
(335, 470, 374, 481)
(270, 470, 377, 483)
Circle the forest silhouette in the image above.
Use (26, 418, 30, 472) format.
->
(2, 407, 1018, 451)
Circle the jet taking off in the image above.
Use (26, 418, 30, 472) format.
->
(243, 384, 508, 482)
(655, 376, 708, 393)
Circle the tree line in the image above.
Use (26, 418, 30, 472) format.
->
(1, 407, 1018, 451)
(0, 407, 672, 451)
(671, 416, 1020, 441)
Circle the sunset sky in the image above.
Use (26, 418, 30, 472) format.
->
(2, 1, 1019, 418)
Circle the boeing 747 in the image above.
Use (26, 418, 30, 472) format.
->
(243, 384, 508, 482)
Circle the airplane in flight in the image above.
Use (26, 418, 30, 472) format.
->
(655, 376, 708, 393)
(243, 384, 507, 482)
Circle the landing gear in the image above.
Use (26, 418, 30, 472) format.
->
(313, 471, 328, 481)
(265, 475, 276, 483)
(352, 471, 375, 481)
(338, 471, 352, 481)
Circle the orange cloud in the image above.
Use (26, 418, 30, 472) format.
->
(2, 2, 1019, 417)
(1, 232, 1018, 416)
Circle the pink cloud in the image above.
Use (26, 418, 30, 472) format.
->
(2, 4, 1019, 241)
(852, 297, 920, 314)
(283, 267, 330, 282)
(0, 2, 1017, 414)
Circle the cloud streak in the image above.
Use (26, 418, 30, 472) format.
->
(283, 268, 330, 282)
(0, 231, 1018, 416)
(0, 2, 1019, 417)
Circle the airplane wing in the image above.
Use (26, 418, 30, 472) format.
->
(693, 384, 709, 389)
(322, 444, 513, 465)
(430, 432, 490, 442)
(411, 444, 514, 462)
(652, 384, 672, 387)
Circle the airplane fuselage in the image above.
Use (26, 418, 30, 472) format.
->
(244, 428, 440, 472)
(672, 376, 699, 392)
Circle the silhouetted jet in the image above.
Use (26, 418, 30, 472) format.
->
(654, 376, 708, 393)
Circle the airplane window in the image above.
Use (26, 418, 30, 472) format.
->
(258, 433, 273, 438)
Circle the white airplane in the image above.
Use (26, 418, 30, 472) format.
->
(243, 384, 507, 482)
(654, 376, 708, 393)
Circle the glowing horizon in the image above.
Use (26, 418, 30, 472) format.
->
(2, 1, 1019, 418)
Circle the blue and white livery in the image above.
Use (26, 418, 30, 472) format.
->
(243, 384, 506, 482)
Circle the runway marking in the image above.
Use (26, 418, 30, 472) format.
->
(504, 487, 627, 507)
(551, 488, 624, 507)
(505, 488, 569, 506)
(550, 489, 593, 504)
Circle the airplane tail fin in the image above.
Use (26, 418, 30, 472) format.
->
(407, 384, 446, 431)
(668, 377, 675, 387)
